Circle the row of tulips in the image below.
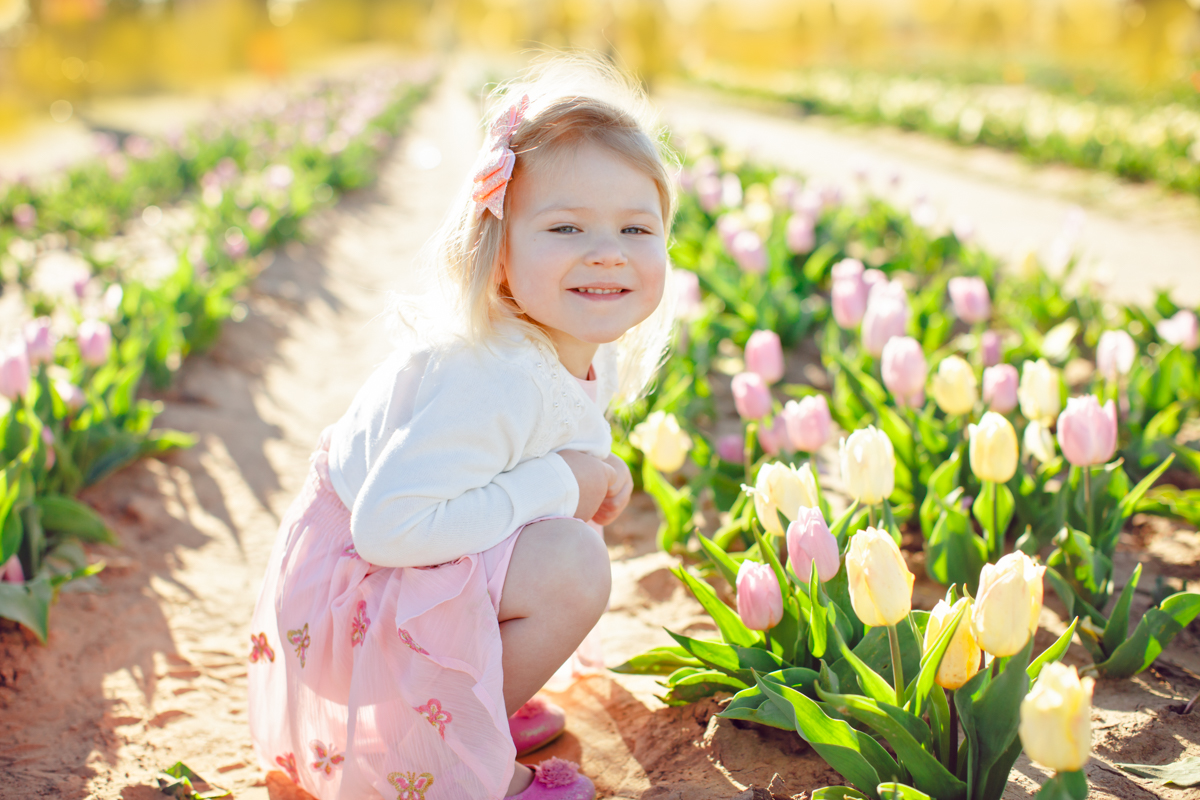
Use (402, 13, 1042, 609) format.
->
(614, 140, 1200, 798)
(0, 69, 431, 642)
(695, 64, 1200, 198)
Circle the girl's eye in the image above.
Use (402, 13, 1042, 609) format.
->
(551, 225, 579, 233)
(623, 226, 651, 235)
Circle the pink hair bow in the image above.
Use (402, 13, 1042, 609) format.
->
(472, 94, 530, 220)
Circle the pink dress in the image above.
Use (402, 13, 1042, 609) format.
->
(247, 370, 600, 800)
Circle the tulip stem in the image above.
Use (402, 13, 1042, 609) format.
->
(744, 422, 758, 487)
(1083, 467, 1094, 536)
(887, 624, 905, 707)
(948, 691, 959, 775)
(907, 613, 923, 659)
(992, 480, 1002, 559)
(764, 629, 773, 654)
(869, 505, 877, 529)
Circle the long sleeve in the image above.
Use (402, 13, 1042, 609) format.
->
(346, 348, 580, 568)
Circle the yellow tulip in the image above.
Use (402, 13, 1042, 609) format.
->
(754, 461, 820, 536)
(923, 598, 982, 690)
(846, 527, 914, 628)
(629, 411, 692, 473)
(969, 411, 1019, 483)
(971, 552, 1045, 657)
(930, 355, 978, 416)
(839, 426, 895, 506)
(1018, 359, 1061, 425)
(1023, 419, 1057, 464)
(1019, 662, 1094, 773)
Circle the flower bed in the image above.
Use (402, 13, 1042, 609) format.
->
(0, 68, 431, 642)
(615, 141, 1200, 799)
(692, 64, 1200, 198)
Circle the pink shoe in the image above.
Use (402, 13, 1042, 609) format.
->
(506, 758, 595, 800)
(509, 695, 566, 757)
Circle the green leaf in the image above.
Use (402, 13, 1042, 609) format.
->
(1117, 757, 1200, 787)
(671, 566, 759, 647)
(658, 669, 748, 705)
(810, 561, 828, 659)
(1101, 563, 1141, 657)
(757, 676, 889, 799)
(35, 494, 116, 544)
(1028, 617, 1079, 680)
(611, 645, 703, 676)
(1119, 453, 1174, 519)
(920, 452, 962, 539)
(831, 499, 862, 548)
(0, 576, 53, 643)
(954, 638, 1032, 800)
(972, 482, 1014, 557)
(831, 624, 897, 705)
(667, 630, 784, 685)
(156, 760, 231, 799)
(811, 789, 871, 800)
(697, 532, 740, 589)
(1094, 592, 1200, 678)
(719, 668, 820, 730)
(876, 784, 934, 800)
(924, 501, 987, 593)
(1033, 770, 1089, 800)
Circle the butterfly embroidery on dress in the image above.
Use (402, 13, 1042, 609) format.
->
(388, 771, 434, 800)
(249, 632, 275, 663)
(414, 698, 452, 739)
(309, 740, 345, 778)
(397, 628, 428, 655)
(342, 543, 360, 559)
(350, 600, 370, 647)
(287, 623, 311, 667)
(275, 752, 299, 784)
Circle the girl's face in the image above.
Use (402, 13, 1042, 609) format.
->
(502, 141, 667, 377)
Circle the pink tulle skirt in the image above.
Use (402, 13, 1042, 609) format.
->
(247, 431, 539, 800)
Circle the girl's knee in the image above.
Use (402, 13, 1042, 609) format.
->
(505, 517, 611, 618)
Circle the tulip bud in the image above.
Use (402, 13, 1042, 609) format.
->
(2, 554, 23, 583)
(730, 230, 767, 274)
(787, 508, 839, 583)
(736, 561, 784, 631)
(982, 364, 1019, 414)
(969, 411, 1019, 483)
(696, 174, 722, 213)
(881, 336, 927, 409)
(717, 212, 749, 251)
(861, 294, 910, 357)
(54, 378, 85, 412)
(41, 427, 55, 471)
(923, 598, 982, 690)
(971, 552, 1045, 657)
(757, 413, 788, 456)
(1095, 330, 1136, 381)
(77, 319, 112, 367)
(1056, 395, 1118, 467)
(0, 341, 31, 401)
(845, 526, 914, 628)
(947, 276, 991, 324)
(831, 259, 868, 329)
(1157, 309, 1199, 350)
(23, 317, 57, 365)
(930, 355, 978, 416)
(732, 372, 772, 420)
(754, 461, 820, 536)
(1018, 359, 1061, 425)
(713, 436, 742, 464)
(673, 269, 703, 322)
(782, 394, 832, 453)
(1024, 420, 1057, 464)
(745, 330, 785, 384)
(839, 426, 896, 506)
(1019, 662, 1094, 773)
(629, 410, 693, 473)
(980, 330, 1001, 367)
(785, 214, 815, 254)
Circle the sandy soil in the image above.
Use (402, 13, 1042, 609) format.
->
(2, 62, 1200, 800)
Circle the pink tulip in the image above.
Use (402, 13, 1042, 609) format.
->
(758, 414, 788, 456)
(863, 269, 888, 296)
(2, 555, 23, 584)
(248, 206, 271, 232)
(732, 371, 772, 420)
(13, 203, 36, 231)
(0, 341, 30, 400)
(881, 336, 927, 408)
(948, 277, 991, 324)
(783, 395, 832, 453)
(41, 427, 55, 470)
(1157, 310, 1199, 350)
(981, 330, 1001, 367)
(23, 317, 56, 365)
(861, 293, 910, 357)
(673, 269, 703, 321)
(787, 508, 840, 583)
(730, 230, 767, 273)
(54, 378, 84, 411)
(736, 560, 784, 631)
(717, 434, 745, 463)
(693, 155, 719, 181)
(1056, 395, 1118, 467)
(831, 258, 868, 328)
(77, 319, 112, 366)
(982, 364, 1019, 414)
(717, 213, 748, 251)
(793, 188, 822, 217)
(771, 175, 798, 208)
(746, 330, 785, 384)
(786, 214, 815, 254)
(1096, 330, 1137, 380)
(696, 174, 722, 213)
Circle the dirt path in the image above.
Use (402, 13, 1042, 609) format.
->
(653, 82, 1200, 308)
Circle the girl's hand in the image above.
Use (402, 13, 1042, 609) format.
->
(592, 453, 633, 526)
(559, 450, 615, 522)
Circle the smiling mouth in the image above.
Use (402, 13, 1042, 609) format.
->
(571, 287, 629, 295)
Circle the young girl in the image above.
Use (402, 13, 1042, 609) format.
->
(247, 55, 677, 800)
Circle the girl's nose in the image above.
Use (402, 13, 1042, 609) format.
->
(585, 233, 627, 267)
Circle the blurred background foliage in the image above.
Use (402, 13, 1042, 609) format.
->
(0, 0, 1198, 140)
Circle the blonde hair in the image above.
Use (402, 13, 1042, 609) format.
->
(393, 53, 678, 406)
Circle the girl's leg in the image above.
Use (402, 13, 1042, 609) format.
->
(497, 517, 611, 795)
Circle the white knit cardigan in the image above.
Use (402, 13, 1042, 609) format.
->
(326, 333, 617, 568)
